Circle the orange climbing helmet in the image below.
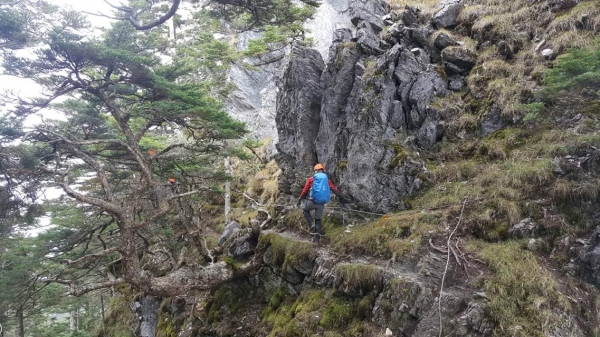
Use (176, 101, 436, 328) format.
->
(314, 163, 325, 171)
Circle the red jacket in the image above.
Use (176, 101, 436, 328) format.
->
(299, 174, 340, 199)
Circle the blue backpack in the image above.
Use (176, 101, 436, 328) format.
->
(311, 172, 331, 204)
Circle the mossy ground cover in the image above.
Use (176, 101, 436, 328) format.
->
(258, 232, 317, 269)
(96, 296, 138, 337)
(420, 114, 600, 238)
(261, 288, 378, 337)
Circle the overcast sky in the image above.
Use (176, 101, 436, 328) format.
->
(0, 0, 115, 95)
(49, 0, 114, 26)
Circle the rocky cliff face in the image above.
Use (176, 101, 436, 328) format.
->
(275, 0, 477, 212)
(225, 0, 351, 157)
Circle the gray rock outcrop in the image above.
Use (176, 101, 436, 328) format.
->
(432, 0, 464, 29)
(349, 0, 389, 33)
(275, 46, 325, 194)
(509, 218, 538, 239)
(442, 46, 477, 75)
(276, 2, 465, 212)
(219, 221, 241, 246)
(577, 227, 600, 287)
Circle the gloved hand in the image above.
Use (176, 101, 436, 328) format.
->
(296, 198, 302, 208)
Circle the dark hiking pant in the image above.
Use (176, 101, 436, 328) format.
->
(303, 200, 325, 242)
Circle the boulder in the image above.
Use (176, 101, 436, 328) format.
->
(433, 32, 459, 51)
(376, 43, 402, 75)
(390, 100, 407, 130)
(356, 22, 385, 55)
(283, 264, 305, 284)
(456, 301, 493, 335)
(448, 75, 465, 91)
(407, 27, 434, 50)
(400, 6, 420, 27)
(509, 218, 538, 238)
(350, 0, 389, 33)
(407, 70, 450, 127)
(541, 48, 556, 60)
(432, 0, 463, 29)
(442, 47, 477, 75)
(333, 27, 353, 43)
(480, 104, 504, 135)
(416, 118, 444, 148)
(388, 22, 404, 38)
(219, 221, 241, 246)
(227, 232, 254, 259)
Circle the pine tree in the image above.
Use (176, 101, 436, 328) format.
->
(3, 14, 250, 298)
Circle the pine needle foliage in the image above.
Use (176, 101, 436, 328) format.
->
(541, 39, 600, 96)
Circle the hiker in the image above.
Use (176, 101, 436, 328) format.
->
(296, 163, 347, 242)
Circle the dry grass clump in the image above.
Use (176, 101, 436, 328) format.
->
(421, 116, 600, 235)
(552, 30, 598, 50)
(245, 159, 281, 204)
(388, 0, 440, 17)
(325, 211, 442, 258)
(548, 1, 600, 34)
(547, 1, 600, 50)
(334, 264, 383, 292)
(469, 241, 569, 337)
(551, 178, 600, 202)
(466, 60, 536, 117)
(455, 0, 600, 118)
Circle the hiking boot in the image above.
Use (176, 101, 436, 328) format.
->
(312, 234, 321, 243)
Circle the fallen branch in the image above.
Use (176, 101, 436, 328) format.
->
(438, 198, 467, 337)
(449, 245, 462, 266)
(429, 238, 448, 254)
(242, 191, 266, 207)
(257, 208, 272, 229)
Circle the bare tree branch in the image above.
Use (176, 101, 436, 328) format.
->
(85, 0, 181, 30)
(59, 247, 119, 266)
(59, 172, 123, 216)
(38, 128, 117, 202)
(69, 278, 126, 296)
(128, 0, 180, 30)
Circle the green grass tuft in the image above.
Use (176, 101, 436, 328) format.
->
(334, 264, 383, 292)
(470, 241, 569, 337)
